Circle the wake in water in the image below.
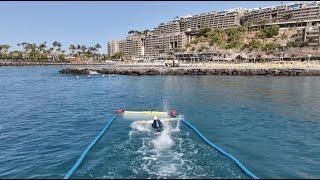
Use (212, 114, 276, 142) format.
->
(74, 101, 245, 178)
(152, 128, 174, 150)
(130, 114, 182, 149)
(74, 113, 245, 179)
(128, 114, 186, 178)
(126, 112, 245, 179)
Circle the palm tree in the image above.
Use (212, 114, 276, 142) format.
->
(21, 42, 29, 60)
(80, 45, 87, 61)
(69, 44, 76, 56)
(39, 42, 47, 60)
(94, 43, 101, 61)
(73, 44, 81, 61)
(17, 43, 21, 51)
(47, 47, 53, 61)
(59, 50, 66, 61)
(30, 43, 38, 61)
(87, 46, 95, 60)
(52, 41, 62, 61)
(94, 43, 101, 50)
(52, 42, 58, 61)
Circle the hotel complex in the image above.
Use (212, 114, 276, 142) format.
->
(108, 1, 320, 61)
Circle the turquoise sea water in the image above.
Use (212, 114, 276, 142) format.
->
(0, 66, 320, 178)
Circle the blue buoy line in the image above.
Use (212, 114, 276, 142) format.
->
(64, 114, 118, 179)
(181, 119, 259, 179)
(64, 112, 258, 179)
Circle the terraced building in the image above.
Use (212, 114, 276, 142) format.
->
(108, 1, 320, 61)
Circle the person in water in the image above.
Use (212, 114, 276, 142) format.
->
(152, 116, 163, 131)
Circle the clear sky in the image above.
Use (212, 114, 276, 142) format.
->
(0, 1, 300, 53)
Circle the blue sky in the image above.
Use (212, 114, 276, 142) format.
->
(0, 1, 298, 53)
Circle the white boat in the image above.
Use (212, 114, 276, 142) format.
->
(89, 70, 99, 75)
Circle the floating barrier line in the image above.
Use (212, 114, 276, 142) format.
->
(181, 119, 259, 179)
(64, 114, 118, 179)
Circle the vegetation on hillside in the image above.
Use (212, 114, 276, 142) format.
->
(186, 25, 306, 54)
(0, 25, 313, 62)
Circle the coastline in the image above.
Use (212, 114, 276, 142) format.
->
(0, 61, 115, 67)
(59, 61, 320, 76)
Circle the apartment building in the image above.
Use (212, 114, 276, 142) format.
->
(116, 33, 145, 59)
(241, 2, 320, 26)
(145, 32, 187, 59)
(241, 1, 320, 47)
(107, 1, 320, 60)
(152, 20, 181, 34)
(304, 25, 320, 46)
(107, 40, 119, 55)
(180, 9, 244, 32)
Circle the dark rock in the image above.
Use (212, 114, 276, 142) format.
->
(58, 67, 320, 76)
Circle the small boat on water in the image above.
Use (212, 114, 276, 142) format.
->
(89, 70, 99, 75)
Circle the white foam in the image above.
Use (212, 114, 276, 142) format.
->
(125, 112, 210, 178)
(152, 128, 174, 150)
(130, 121, 152, 132)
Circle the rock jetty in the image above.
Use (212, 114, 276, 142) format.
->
(59, 67, 320, 76)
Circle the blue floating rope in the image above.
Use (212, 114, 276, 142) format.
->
(181, 119, 259, 179)
(64, 114, 118, 179)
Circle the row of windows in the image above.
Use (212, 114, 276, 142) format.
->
(243, 7, 320, 19)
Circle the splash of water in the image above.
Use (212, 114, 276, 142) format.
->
(152, 128, 174, 150)
(130, 121, 152, 132)
(163, 99, 170, 113)
(172, 115, 183, 132)
(126, 109, 208, 178)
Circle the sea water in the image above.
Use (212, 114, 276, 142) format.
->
(0, 66, 320, 178)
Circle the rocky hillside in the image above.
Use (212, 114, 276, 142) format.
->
(183, 25, 319, 59)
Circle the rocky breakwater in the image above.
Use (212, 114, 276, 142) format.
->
(59, 67, 320, 76)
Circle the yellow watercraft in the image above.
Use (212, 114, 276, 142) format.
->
(117, 108, 177, 120)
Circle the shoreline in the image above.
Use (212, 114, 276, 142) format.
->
(0, 61, 116, 67)
(3, 61, 320, 76)
(59, 61, 320, 76)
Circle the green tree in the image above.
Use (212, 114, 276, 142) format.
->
(248, 39, 264, 51)
(185, 43, 191, 49)
(80, 45, 87, 61)
(0, 44, 11, 60)
(111, 51, 124, 60)
(9, 50, 23, 61)
(224, 27, 243, 49)
(69, 44, 76, 56)
(207, 28, 226, 48)
(52, 41, 62, 61)
(38, 42, 48, 60)
(264, 42, 280, 51)
(197, 46, 209, 52)
(191, 37, 199, 44)
(287, 39, 308, 48)
(198, 27, 211, 37)
(261, 25, 280, 38)
(94, 43, 102, 61)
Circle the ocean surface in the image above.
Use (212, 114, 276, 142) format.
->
(0, 66, 320, 179)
